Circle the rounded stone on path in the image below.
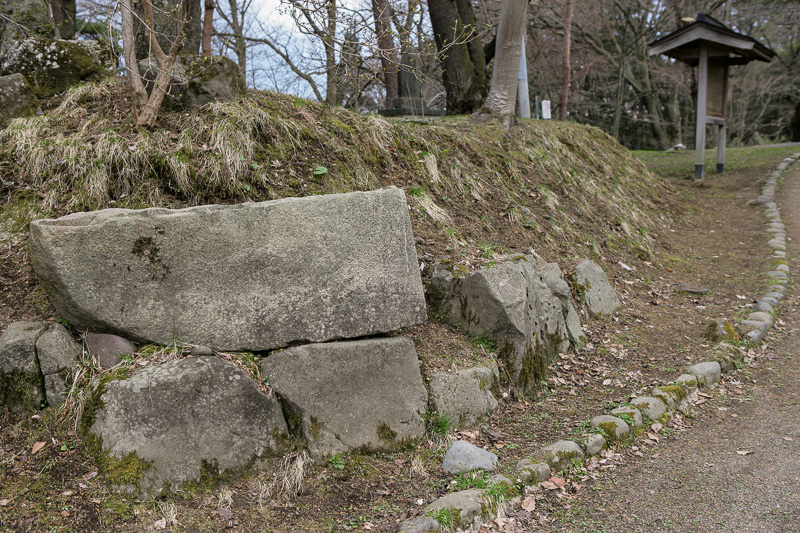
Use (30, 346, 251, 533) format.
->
(652, 385, 688, 410)
(704, 319, 738, 343)
(426, 489, 484, 528)
(756, 196, 774, 204)
(754, 301, 775, 314)
(760, 296, 781, 308)
(611, 406, 643, 428)
(591, 415, 629, 441)
(631, 396, 667, 420)
(766, 271, 788, 280)
(740, 320, 769, 335)
(442, 440, 498, 474)
(189, 345, 214, 356)
(747, 312, 774, 329)
(687, 362, 721, 388)
(539, 440, 584, 471)
(768, 284, 787, 295)
(713, 353, 737, 373)
(764, 291, 784, 301)
(776, 264, 790, 273)
(84, 332, 136, 369)
(675, 374, 699, 397)
(395, 517, 440, 533)
(583, 433, 606, 456)
(515, 459, 551, 484)
(747, 329, 765, 344)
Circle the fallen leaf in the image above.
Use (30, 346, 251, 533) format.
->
(697, 392, 712, 399)
(602, 379, 612, 386)
(549, 476, 566, 487)
(784, 437, 793, 442)
(153, 518, 167, 530)
(218, 507, 233, 520)
(0, 499, 10, 507)
(541, 481, 559, 490)
(736, 450, 754, 456)
(31, 442, 46, 455)
(521, 495, 536, 512)
(60, 510, 70, 517)
(651, 423, 663, 432)
(62, 490, 74, 497)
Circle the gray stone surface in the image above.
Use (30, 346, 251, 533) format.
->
(429, 366, 498, 429)
(429, 257, 570, 393)
(30, 188, 426, 351)
(746, 329, 765, 344)
(569, 260, 621, 316)
(764, 291, 785, 301)
(591, 415, 630, 441)
(441, 440, 498, 474)
(760, 296, 781, 308)
(740, 320, 769, 335)
(0, 38, 107, 98)
(84, 332, 136, 369)
(631, 396, 667, 420)
(515, 459, 551, 484)
(0, 321, 47, 412)
(538, 262, 585, 347)
(584, 433, 606, 456)
(754, 300, 775, 314)
(714, 352, 737, 373)
(89, 357, 288, 497)
(0, 73, 39, 125)
(748, 312, 775, 329)
(35, 323, 80, 405)
(262, 337, 427, 459)
(611, 406, 643, 428)
(539, 440, 584, 471)
(426, 489, 485, 528)
(652, 384, 689, 410)
(138, 55, 245, 111)
(768, 285, 787, 295)
(395, 517, 440, 533)
(688, 361, 721, 388)
(675, 374, 699, 399)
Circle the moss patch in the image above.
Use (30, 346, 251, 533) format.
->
(0, 369, 44, 412)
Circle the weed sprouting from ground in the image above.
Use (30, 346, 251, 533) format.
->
(270, 451, 310, 501)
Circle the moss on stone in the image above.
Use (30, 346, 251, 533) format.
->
(377, 422, 398, 445)
(309, 416, 322, 441)
(0, 369, 44, 412)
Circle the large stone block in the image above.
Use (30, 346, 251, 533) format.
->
(429, 257, 569, 393)
(87, 357, 288, 497)
(0, 321, 47, 412)
(261, 337, 428, 459)
(0, 38, 108, 98)
(30, 187, 426, 351)
(429, 366, 498, 429)
(0, 73, 39, 126)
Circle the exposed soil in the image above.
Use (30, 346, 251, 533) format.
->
(1, 143, 798, 532)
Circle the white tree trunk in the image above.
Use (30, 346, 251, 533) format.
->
(479, 0, 528, 117)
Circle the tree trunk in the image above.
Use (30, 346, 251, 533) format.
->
(202, 0, 214, 56)
(135, 0, 201, 58)
(121, 0, 148, 110)
(324, 0, 338, 106)
(428, 0, 488, 114)
(558, 0, 573, 121)
(479, 0, 528, 118)
(226, 0, 247, 75)
(50, 0, 76, 39)
(371, 0, 398, 108)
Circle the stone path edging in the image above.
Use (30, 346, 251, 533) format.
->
(396, 152, 800, 533)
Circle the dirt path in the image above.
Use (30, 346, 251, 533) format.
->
(545, 169, 800, 533)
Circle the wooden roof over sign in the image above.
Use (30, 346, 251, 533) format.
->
(648, 13, 775, 66)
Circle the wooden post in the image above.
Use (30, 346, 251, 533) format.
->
(695, 45, 709, 181)
(716, 124, 726, 173)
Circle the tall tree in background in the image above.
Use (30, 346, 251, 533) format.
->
(372, 0, 398, 107)
(478, 0, 528, 120)
(558, 0, 573, 120)
(428, 0, 488, 114)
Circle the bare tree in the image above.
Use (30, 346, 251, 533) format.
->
(121, 0, 189, 127)
(558, 0, 573, 120)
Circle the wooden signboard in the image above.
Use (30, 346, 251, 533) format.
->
(707, 60, 728, 119)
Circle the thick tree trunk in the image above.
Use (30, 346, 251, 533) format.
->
(479, 0, 528, 118)
(50, 0, 76, 39)
(135, 0, 201, 58)
(428, 0, 488, 114)
(324, 0, 338, 106)
(558, 0, 573, 121)
(372, 0, 398, 108)
(202, 0, 214, 56)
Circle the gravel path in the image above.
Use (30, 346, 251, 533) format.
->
(546, 169, 800, 533)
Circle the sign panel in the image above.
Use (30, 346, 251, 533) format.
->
(707, 60, 728, 119)
(541, 100, 551, 120)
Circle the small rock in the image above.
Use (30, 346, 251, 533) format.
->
(753, 301, 774, 314)
(713, 353, 737, 373)
(611, 406, 643, 428)
(36, 323, 81, 406)
(441, 441, 498, 474)
(747, 312, 774, 329)
(426, 489, 484, 528)
(675, 374, 699, 399)
(84, 332, 136, 369)
(539, 440, 584, 471)
(590, 415, 629, 441)
(189, 345, 214, 356)
(569, 260, 621, 316)
(583, 433, 605, 455)
(687, 362, 721, 389)
(652, 384, 688, 410)
(429, 366, 498, 429)
(395, 517, 440, 533)
(514, 459, 550, 484)
(0, 321, 47, 412)
(739, 320, 769, 335)
(746, 329, 764, 344)
(631, 396, 667, 420)
(764, 291, 784, 302)
(703, 319, 737, 343)
(767, 284, 787, 295)
(759, 296, 781, 308)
